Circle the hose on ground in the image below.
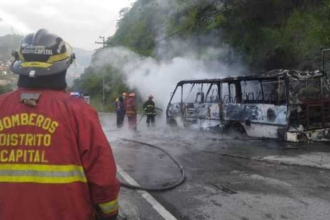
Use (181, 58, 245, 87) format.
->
(119, 138, 186, 191)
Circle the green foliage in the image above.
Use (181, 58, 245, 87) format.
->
(71, 65, 129, 111)
(0, 84, 14, 95)
(0, 34, 21, 88)
(206, 14, 226, 31)
(109, 0, 157, 56)
(174, 0, 330, 71)
(282, 5, 330, 69)
(73, 0, 330, 111)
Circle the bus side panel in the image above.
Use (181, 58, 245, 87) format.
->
(182, 103, 221, 129)
(223, 103, 288, 138)
(167, 103, 185, 128)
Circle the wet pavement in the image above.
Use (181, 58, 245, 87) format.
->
(100, 113, 330, 220)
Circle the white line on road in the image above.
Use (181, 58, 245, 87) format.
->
(117, 165, 178, 220)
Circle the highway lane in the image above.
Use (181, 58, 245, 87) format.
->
(101, 113, 330, 220)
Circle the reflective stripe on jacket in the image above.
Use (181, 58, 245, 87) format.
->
(0, 164, 86, 183)
(143, 100, 155, 115)
(0, 88, 120, 220)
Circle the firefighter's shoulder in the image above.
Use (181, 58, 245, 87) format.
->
(0, 89, 19, 102)
(64, 92, 97, 116)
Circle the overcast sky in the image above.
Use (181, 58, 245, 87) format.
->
(0, 0, 135, 51)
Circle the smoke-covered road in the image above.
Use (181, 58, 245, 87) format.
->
(100, 113, 330, 220)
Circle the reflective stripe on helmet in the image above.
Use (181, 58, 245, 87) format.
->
(18, 52, 25, 61)
(0, 164, 87, 184)
(47, 52, 68, 63)
(20, 62, 52, 68)
(99, 199, 119, 214)
(65, 42, 73, 56)
(18, 52, 68, 65)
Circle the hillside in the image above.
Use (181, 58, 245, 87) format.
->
(0, 34, 22, 93)
(109, 0, 330, 71)
(74, 0, 330, 110)
(66, 47, 92, 86)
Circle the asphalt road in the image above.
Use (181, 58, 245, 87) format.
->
(100, 113, 330, 220)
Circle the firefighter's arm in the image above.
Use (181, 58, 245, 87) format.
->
(133, 102, 137, 113)
(76, 107, 120, 219)
(143, 102, 147, 112)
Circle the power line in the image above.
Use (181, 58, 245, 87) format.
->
(95, 0, 158, 41)
(105, 0, 189, 44)
(135, 0, 220, 44)
(96, 0, 222, 48)
(147, 1, 204, 37)
(151, 20, 172, 33)
(106, 0, 161, 38)
(95, 12, 122, 47)
(155, 0, 223, 44)
(95, 36, 111, 48)
(155, 28, 185, 43)
(94, 0, 134, 47)
(99, 16, 118, 36)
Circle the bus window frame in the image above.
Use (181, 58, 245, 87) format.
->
(205, 83, 220, 103)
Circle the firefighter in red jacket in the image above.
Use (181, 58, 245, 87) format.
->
(126, 93, 137, 130)
(0, 29, 120, 220)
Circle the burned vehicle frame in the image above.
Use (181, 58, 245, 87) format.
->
(166, 69, 330, 142)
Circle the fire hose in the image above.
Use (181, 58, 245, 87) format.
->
(119, 138, 186, 191)
(138, 107, 163, 125)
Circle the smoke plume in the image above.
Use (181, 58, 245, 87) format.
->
(93, 38, 246, 108)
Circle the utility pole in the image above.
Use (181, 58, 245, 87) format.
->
(95, 36, 113, 111)
(95, 36, 109, 48)
(95, 36, 107, 111)
(102, 70, 105, 112)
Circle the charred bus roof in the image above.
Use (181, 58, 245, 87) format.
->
(176, 69, 326, 86)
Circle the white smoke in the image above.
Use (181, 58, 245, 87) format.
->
(0, 9, 32, 35)
(88, 0, 245, 108)
(92, 38, 246, 108)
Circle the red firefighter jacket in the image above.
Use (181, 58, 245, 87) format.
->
(0, 88, 120, 220)
(126, 97, 137, 116)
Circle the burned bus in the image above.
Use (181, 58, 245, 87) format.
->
(166, 69, 330, 142)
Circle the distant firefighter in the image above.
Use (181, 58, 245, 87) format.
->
(122, 92, 127, 114)
(114, 95, 125, 128)
(126, 93, 137, 130)
(143, 95, 156, 127)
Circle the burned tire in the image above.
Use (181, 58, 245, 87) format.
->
(224, 122, 247, 135)
(168, 118, 178, 128)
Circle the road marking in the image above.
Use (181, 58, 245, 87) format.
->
(117, 165, 178, 220)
